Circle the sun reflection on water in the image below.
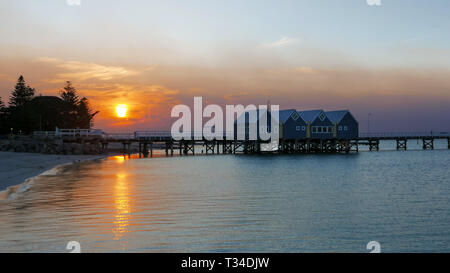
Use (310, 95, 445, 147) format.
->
(113, 173, 131, 241)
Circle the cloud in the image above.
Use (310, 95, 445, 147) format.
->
(35, 57, 139, 82)
(295, 66, 317, 74)
(66, 0, 81, 6)
(263, 36, 298, 49)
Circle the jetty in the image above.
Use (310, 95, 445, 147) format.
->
(30, 128, 450, 157)
(105, 131, 450, 157)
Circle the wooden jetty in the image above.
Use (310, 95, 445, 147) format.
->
(102, 131, 450, 157)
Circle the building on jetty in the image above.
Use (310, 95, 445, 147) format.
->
(325, 110, 359, 139)
(298, 110, 334, 139)
(278, 109, 307, 140)
(235, 108, 358, 141)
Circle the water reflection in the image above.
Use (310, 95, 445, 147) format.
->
(0, 149, 449, 252)
(113, 173, 131, 241)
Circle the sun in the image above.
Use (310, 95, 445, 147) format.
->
(115, 104, 128, 118)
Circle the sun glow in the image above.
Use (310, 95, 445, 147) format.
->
(115, 104, 128, 118)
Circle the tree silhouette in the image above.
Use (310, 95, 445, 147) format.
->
(59, 81, 98, 129)
(78, 97, 99, 129)
(0, 96, 5, 111)
(0, 97, 7, 133)
(9, 75, 35, 108)
(60, 81, 79, 106)
(60, 81, 80, 128)
(1, 78, 98, 135)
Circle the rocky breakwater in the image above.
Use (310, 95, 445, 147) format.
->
(0, 137, 106, 155)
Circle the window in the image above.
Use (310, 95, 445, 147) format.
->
(296, 126, 301, 131)
(302, 126, 306, 131)
(312, 127, 317, 133)
(318, 127, 322, 133)
(338, 126, 342, 131)
(328, 127, 332, 133)
(344, 126, 348, 131)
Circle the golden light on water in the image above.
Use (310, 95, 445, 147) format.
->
(113, 172, 131, 241)
(115, 104, 128, 118)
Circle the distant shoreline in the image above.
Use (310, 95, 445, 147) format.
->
(0, 152, 111, 198)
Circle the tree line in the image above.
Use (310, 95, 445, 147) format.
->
(0, 75, 98, 135)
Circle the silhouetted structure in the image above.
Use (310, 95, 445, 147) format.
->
(0, 76, 98, 134)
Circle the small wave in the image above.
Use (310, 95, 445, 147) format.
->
(0, 157, 105, 202)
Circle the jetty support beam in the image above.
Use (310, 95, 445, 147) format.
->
(369, 139, 380, 151)
(422, 138, 434, 150)
(396, 138, 407, 150)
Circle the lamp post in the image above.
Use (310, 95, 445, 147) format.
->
(367, 113, 372, 136)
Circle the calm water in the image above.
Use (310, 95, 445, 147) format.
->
(1, 143, 450, 252)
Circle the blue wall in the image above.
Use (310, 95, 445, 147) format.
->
(336, 113, 359, 139)
(283, 117, 307, 140)
(310, 116, 334, 139)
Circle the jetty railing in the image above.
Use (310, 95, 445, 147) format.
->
(359, 131, 450, 138)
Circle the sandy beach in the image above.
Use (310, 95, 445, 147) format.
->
(0, 152, 108, 192)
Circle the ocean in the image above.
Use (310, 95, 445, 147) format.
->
(0, 140, 449, 253)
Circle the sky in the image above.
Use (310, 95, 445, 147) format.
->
(0, 0, 450, 132)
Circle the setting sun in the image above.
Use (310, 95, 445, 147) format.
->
(115, 104, 128, 118)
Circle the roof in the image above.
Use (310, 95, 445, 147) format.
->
(275, 109, 297, 123)
(298, 110, 324, 122)
(326, 110, 350, 123)
(235, 109, 297, 124)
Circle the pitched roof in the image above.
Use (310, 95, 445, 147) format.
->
(326, 110, 350, 123)
(298, 110, 323, 122)
(275, 109, 297, 123)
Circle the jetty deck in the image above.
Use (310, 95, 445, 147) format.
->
(101, 131, 450, 157)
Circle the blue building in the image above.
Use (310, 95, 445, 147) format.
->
(234, 108, 358, 141)
(326, 110, 359, 139)
(277, 109, 307, 140)
(234, 109, 273, 140)
(298, 109, 334, 139)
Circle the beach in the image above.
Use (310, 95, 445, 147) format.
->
(0, 152, 108, 192)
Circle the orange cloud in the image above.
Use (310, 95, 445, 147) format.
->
(35, 57, 139, 82)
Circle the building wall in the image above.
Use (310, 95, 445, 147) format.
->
(310, 116, 334, 139)
(283, 117, 307, 140)
(336, 113, 359, 139)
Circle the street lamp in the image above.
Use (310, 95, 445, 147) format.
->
(367, 113, 372, 135)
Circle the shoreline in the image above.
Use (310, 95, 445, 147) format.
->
(0, 152, 111, 198)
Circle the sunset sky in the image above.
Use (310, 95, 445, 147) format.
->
(1, 0, 450, 132)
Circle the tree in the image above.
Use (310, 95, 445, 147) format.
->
(77, 97, 99, 129)
(60, 81, 80, 128)
(59, 82, 98, 129)
(1, 79, 98, 135)
(0, 96, 5, 112)
(9, 75, 35, 108)
(60, 81, 79, 106)
(7, 76, 36, 134)
(0, 96, 6, 133)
